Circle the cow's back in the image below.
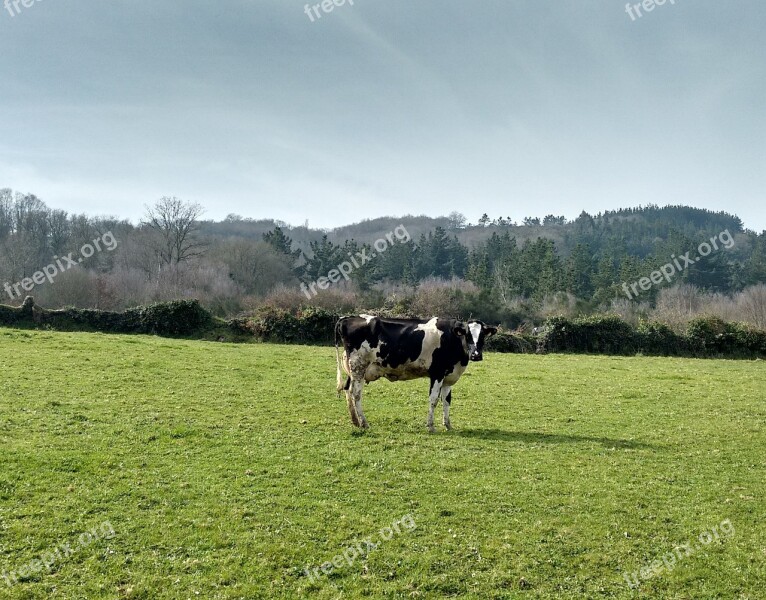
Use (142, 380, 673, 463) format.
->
(342, 316, 457, 382)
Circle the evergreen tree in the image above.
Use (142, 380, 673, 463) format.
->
(263, 226, 301, 261)
(592, 256, 617, 304)
(301, 235, 344, 282)
(565, 243, 594, 298)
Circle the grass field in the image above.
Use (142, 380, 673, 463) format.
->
(0, 329, 764, 599)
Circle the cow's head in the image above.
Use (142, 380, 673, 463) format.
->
(454, 320, 497, 362)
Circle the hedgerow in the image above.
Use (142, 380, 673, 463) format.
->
(2, 298, 764, 358)
(0, 297, 211, 336)
(537, 315, 766, 359)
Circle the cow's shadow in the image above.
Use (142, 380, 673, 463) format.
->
(455, 428, 657, 450)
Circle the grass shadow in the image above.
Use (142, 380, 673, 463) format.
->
(455, 428, 659, 450)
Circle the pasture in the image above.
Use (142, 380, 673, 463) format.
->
(0, 329, 764, 599)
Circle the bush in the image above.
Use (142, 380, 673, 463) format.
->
(0, 296, 36, 325)
(539, 315, 637, 355)
(687, 316, 766, 357)
(635, 320, 688, 355)
(46, 299, 212, 335)
(537, 314, 766, 358)
(485, 330, 534, 354)
(263, 284, 358, 314)
(242, 306, 338, 344)
(4, 297, 765, 359)
(686, 316, 730, 354)
(0, 297, 212, 336)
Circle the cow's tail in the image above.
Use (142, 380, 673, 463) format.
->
(335, 318, 346, 397)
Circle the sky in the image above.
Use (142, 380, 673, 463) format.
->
(0, 0, 764, 230)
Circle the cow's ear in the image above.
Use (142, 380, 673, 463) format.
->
(485, 326, 498, 338)
(453, 322, 467, 337)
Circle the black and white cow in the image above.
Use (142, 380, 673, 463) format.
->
(335, 315, 497, 432)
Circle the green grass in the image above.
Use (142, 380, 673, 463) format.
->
(0, 329, 764, 599)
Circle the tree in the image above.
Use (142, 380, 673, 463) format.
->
(301, 235, 344, 283)
(447, 212, 467, 231)
(263, 226, 302, 269)
(592, 256, 617, 304)
(264, 226, 295, 256)
(739, 284, 766, 329)
(142, 197, 206, 267)
(743, 232, 766, 285)
(0, 188, 13, 240)
(574, 211, 595, 235)
(214, 239, 296, 295)
(341, 239, 376, 290)
(543, 215, 566, 226)
(415, 227, 468, 279)
(565, 243, 594, 298)
(378, 238, 417, 284)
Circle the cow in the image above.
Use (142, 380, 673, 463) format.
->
(335, 315, 497, 432)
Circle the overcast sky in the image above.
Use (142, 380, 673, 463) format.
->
(1, 0, 764, 230)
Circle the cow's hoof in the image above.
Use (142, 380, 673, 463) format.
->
(443, 422, 452, 431)
(360, 421, 369, 429)
(427, 425, 436, 433)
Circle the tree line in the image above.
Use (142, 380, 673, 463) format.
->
(1, 188, 765, 326)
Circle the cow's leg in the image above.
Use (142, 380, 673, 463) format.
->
(345, 388, 361, 427)
(427, 379, 443, 433)
(342, 374, 359, 426)
(441, 386, 453, 430)
(351, 379, 368, 429)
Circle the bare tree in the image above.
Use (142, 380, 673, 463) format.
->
(0, 188, 13, 240)
(738, 284, 766, 329)
(653, 283, 703, 327)
(446, 211, 467, 231)
(142, 197, 206, 268)
(210, 239, 297, 296)
(47, 209, 70, 256)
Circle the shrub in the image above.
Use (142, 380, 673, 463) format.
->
(635, 320, 688, 355)
(686, 316, 731, 354)
(0, 296, 35, 325)
(46, 299, 212, 335)
(0, 297, 212, 336)
(243, 306, 338, 344)
(4, 297, 765, 359)
(485, 330, 534, 354)
(539, 315, 637, 355)
(409, 278, 478, 319)
(295, 307, 338, 344)
(687, 316, 766, 357)
(264, 284, 358, 314)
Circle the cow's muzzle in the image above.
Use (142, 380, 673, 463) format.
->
(470, 351, 483, 362)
